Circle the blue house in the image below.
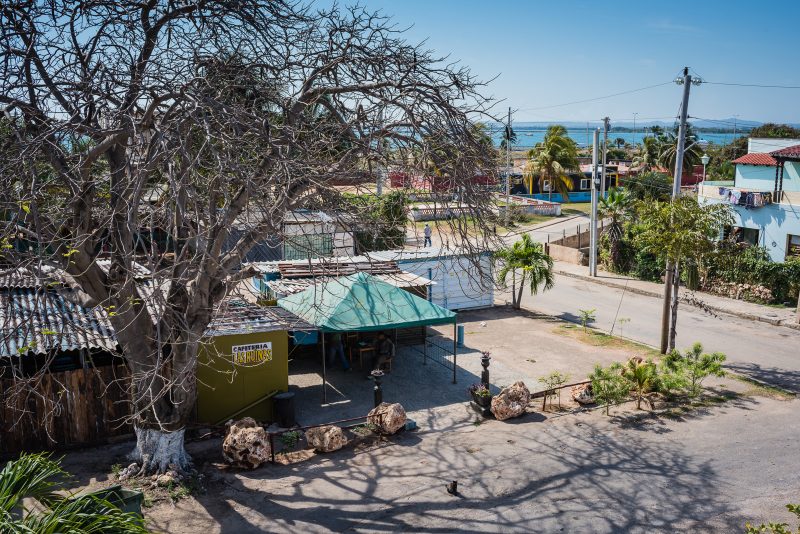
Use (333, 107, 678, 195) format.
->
(698, 138, 800, 262)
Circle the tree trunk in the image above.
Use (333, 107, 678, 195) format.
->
(114, 318, 201, 475)
(668, 262, 680, 351)
(129, 427, 191, 474)
(796, 289, 800, 324)
(516, 272, 526, 310)
(511, 269, 519, 309)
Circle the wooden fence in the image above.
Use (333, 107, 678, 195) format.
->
(0, 364, 132, 456)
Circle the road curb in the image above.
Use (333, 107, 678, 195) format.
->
(555, 268, 800, 332)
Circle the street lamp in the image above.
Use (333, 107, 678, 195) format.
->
(700, 153, 710, 182)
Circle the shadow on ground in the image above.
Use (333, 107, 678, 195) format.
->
(147, 415, 748, 533)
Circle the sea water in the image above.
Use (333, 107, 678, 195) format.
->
(491, 126, 745, 149)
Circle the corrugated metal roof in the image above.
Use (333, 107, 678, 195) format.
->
(205, 300, 314, 336)
(265, 271, 433, 297)
(0, 287, 117, 357)
(1, 280, 311, 357)
(732, 153, 777, 166)
(366, 248, 490, 262)
(0, 268, 55, 289)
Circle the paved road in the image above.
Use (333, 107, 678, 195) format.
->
(512, 275, 800, 392)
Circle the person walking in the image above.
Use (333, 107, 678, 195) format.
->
(327, 332, 350, 371)
(423, 223, 432, 247)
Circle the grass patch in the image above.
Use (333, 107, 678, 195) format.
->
(561, 202, 592, 216)
(728, 374, 796, 400)
(555, 324, 660, 358)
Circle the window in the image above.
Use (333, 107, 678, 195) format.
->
(728, 226, 760, 246)
(787, 234, 800, 259)
(580, 178, 590, 190)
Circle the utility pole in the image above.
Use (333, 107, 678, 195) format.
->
(601, 117, 609, 197)
(660, 67, 693, 354)
(504, 107, 512, 225)
(589, 128, 600, 277)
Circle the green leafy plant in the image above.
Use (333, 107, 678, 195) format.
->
(745, 504, 800, 533)
(0, 453, 147, 533)
(467, 383, 491, 398)
(578, 309, 596, 332)
(660, 343, 726, 398)
(589, 363, 630, 415)
(538, 371, 569, 410)
(621, 358, 657, 410)
(278, 430, 302, 454)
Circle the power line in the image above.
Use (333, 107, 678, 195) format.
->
(516, 81, 674, 112)
(704, 81, 800, 89)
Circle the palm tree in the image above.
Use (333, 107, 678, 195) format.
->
(525, 125, 580, 201)
(632, 136, 660, 172)
(495, 234, 555, 309)
(599, 187, 631, 270)
(621, 358, 657, 410)
(657, 124, 703, 176)
(499, 124, 517, 151)
(0, 453, 147, 533)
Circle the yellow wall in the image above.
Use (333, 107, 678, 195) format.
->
(196, 330, 289, 425)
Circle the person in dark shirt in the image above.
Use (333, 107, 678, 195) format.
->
(371, 332, 394, 372)
(327, 332, 349, 371)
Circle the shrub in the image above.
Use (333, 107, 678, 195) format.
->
(621, 358, 657, 410)
(537, 371, 569, 410)
(589, 363, 630, 415)
(659, 342, 725, 398)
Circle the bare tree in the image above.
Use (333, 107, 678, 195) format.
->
(0, 1, 498, 473)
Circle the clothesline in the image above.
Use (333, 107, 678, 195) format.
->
(717, 187, 772, 209)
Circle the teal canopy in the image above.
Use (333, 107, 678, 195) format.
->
(277, 272, 456, 332)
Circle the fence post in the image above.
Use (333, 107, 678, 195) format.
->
(452, 322, 457, 384)
(422, 327, 428, 365)
(371, 370, 384, 407)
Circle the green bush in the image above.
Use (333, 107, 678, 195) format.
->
(658, 342, 725, 399)
(589, 363, 630, 415)
(702, 243, 800, 304)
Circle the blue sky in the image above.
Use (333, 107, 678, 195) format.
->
(343, 1, 800, 124)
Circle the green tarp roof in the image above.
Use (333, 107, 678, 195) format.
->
(277, 272, 456, 332)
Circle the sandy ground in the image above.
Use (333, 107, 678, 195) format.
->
(52, 306, 800, 533)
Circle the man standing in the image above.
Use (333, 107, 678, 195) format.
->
(327, 332, 350, 371)
(423, 223, 432, 247)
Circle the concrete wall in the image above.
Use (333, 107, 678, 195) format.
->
(398, 253, 494, 310)
(196, 330, 289, 425)
(735, 164, 777, 191)
(748, 138, 800, 154)
(545, 243, 587, 265)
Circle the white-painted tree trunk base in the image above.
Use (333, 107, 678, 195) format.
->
(128, 427, 192, 474)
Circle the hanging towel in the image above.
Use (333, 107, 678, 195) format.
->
(730, 190, 741, 204)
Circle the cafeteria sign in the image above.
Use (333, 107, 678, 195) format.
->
(232, 342, 273, 366)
